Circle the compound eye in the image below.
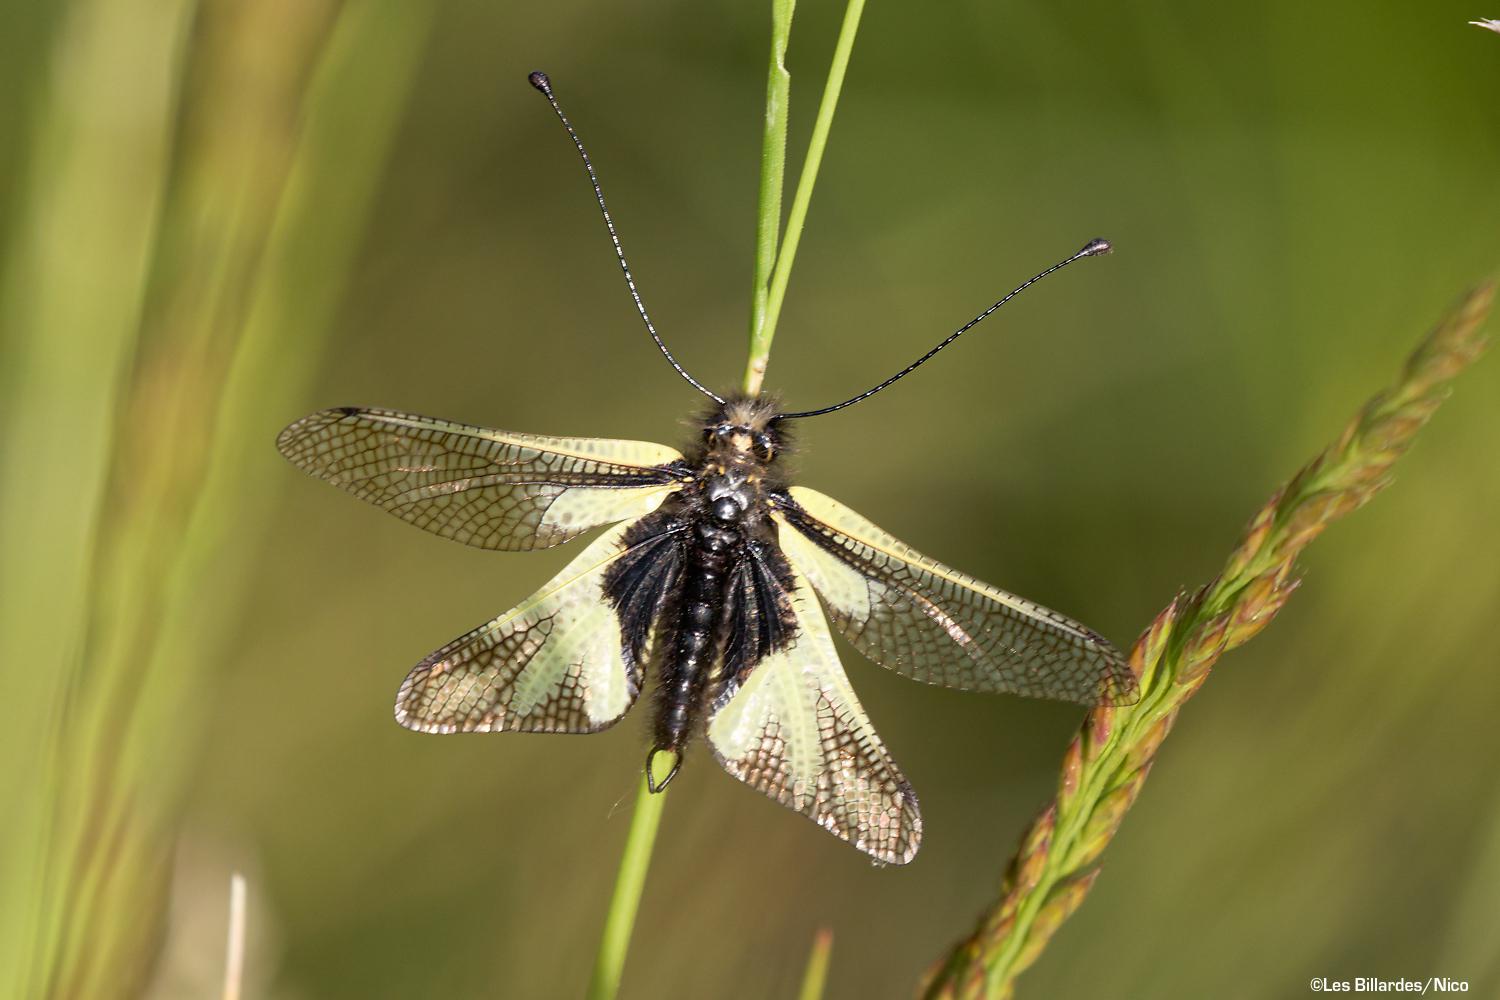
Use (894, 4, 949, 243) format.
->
(708, 423, 731, 440)
(753, 432, 776, 460)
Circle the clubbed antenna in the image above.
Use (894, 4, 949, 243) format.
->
(528, 71, 724, 404)
(777, 239, 1113, 420)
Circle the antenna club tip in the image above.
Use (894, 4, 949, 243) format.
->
(1080, 237, 1113, 257)
(527, 70, 551, 93)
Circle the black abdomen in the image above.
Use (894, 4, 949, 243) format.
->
(649, 517, 737, 785)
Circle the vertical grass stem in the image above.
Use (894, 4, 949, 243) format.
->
(744, 0, 866, 395)
(796, 927, 835, 1000)
(745, 0, 795, 397)
(587, 774, 670, 1000)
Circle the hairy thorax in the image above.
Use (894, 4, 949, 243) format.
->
(690, 395, 785, 533)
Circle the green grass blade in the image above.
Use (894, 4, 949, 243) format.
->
(744, 0, 795, 396)
(0, 0, 197, 991)
(0, 2, 430, 994)
(133, 0, 434, 806)
(752, 0, 866, 392)
(796, 928, 835, 1000)
(588, 774, 671, 1000)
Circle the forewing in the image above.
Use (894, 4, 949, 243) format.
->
(278, 407, 687, 550)
(707, 566, 920, 865)
(395, 519, 682, 733)
(775, 486, 1136, 706)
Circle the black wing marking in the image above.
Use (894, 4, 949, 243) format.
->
(603, 507, 689, 668)
(278, 407, 689, 551)
(718, 526, 798, 686)
(773, 486, 1136, 706)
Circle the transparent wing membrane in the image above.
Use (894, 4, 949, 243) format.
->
(395, 520, 681, 734)
(708, 567, 921, 865)
(776, 487, 1136, 706)
(277, 407, 686, 550)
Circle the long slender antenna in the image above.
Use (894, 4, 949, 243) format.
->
(777, 238, 1113, 420)
(528, 71, 724, 405)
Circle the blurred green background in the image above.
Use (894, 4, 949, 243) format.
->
(4, 1, 1500, 998)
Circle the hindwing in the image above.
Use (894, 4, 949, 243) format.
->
(395, 516, 685, 734)
(707, 565, 920, 865)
